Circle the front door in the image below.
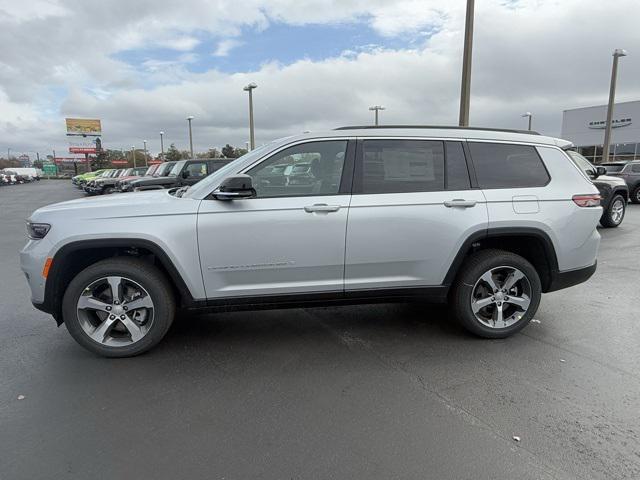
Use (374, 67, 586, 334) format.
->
(197, 140, 354, 299)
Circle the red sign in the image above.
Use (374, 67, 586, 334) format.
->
(111, 160, 129, 165)
(148, 160, 162, 165)
(69, 147, 97, 154)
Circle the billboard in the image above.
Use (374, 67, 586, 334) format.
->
(66, 118, 102, 136)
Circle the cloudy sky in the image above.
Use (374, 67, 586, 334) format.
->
(1, 0, 639, 158)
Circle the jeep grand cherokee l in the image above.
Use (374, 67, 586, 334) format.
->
(21, 126, 602, 357)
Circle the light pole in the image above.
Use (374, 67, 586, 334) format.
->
(369, 105, 386, 126)
(458, 0, 475, 127)
(186, 116, 194, 158)
(159, 131, 165, 161)
(143, 140, 148, 166)
(131, 146, 136, 168)
(522, 112, 533, 131)
(243, 82, 257, 150)
(603, 49, 627, 164)
(7, 148, 10, 161)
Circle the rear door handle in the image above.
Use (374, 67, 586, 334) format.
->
(304, 204, 341, 213)
(444, 199, 477, 208)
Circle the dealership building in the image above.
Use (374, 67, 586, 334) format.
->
(561, 100, 640, 164)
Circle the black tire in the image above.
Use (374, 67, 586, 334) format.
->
(631, 186, 640, 204)
(62, 258, 175, 357)
(104, 186, 115, 195)
(600, 194, 626, 228)
(451, 249, 542, 339)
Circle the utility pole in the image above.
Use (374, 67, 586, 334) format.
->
(243, 83, 257, 150)
(458, 0, 475, 127)
(186, 116, 194, 158)
(143, 140, 148, 166)
(369, 105, 386, 126)
(159, 131, 165, 161)
(522, 112, 533, 131)
(603, 49, 627, 163)
(131, 146, 136, 168)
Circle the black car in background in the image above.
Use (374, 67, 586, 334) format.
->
(128, 158, 233, 191)
(567, 150, 628, 228)
(118, 162, 175, 192)
(601, 160, 640, 204)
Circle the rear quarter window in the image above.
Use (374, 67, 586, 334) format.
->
(468, 142, 550, 189)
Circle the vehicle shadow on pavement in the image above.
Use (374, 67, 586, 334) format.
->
(163, 302, 468, 353)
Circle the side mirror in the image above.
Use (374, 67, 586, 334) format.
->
(212, 174, 256, 200)
(182, 170, 189, 179)
(595, 166, 607, 177)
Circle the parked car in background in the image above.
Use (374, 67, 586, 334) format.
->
(119, 162, 175, 192)
(567, 151, 628, 228)
(2, 170, 24, 184)
(85, 167, 149, 195)
(72, 169, 108, 187)
(84, 169, 123, 195)
(602, 160, 640, 204)
(128, 159, 232, 191)
(21, 126, 602, 357)
(116, 164, 160, 192)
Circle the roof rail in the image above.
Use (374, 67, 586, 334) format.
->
(334, 125, 541, 135)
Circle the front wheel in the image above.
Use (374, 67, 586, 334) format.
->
(600, 194, 626, 228)
(631, 186, 640, 204)
(451, 249, 542, 338)
(62, 258, 175, 357)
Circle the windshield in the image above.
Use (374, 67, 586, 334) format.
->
(184, 143, 275, 199)
(169, 160, 186, 176)
(155, 162, 176, 176)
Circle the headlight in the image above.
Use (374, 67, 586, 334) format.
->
(26, 222, 51, 239)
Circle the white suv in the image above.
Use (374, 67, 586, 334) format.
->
(21, 126, 602, 357)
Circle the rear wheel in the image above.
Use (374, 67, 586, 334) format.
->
(600, 194, 626, 228)
(62, 258, 175, 357)
(451, 249, 541, 338)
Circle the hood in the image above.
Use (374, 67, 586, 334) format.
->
(30, 189, 199, 222)
(131, 175, 176, 186)
(594, 174, 627, 187)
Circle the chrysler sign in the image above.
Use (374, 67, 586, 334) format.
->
(588, 117, 632, 129)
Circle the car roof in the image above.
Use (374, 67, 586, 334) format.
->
(279, 126, 567, 147)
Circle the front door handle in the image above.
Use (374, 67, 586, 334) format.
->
(304, 204, 341, 213)
(444, 199, 477, 208)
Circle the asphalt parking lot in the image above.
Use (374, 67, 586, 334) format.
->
(1, 180, 639, 480)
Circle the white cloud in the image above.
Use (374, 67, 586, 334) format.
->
(213, 39, 243, 57)
(0, 0, 639, 156)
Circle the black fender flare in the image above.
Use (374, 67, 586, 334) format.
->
(41, 238, 196, 324)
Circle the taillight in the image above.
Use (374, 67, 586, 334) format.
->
(572, 194, 601, 207)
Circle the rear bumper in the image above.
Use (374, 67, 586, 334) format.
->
(546, 262, 597, 293)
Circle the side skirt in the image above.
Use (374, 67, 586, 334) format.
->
(184, 286, 450, 314)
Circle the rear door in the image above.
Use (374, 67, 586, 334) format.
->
(344, 138, 488, 290)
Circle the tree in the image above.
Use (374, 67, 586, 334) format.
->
(234, 147, 248, 157)
(165, 143, 182, 162)
(180, 150, 192, 159)
(197, 148, 221, 159)
(221, 144, 238, 158)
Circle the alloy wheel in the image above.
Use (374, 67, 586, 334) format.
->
(610, 198, 625, 225)
(471, 266, 532, 329)
(76, 276, 155, 346)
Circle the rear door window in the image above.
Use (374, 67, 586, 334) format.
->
(468, 142, 550, 189)
(356, 140, 445, 194)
